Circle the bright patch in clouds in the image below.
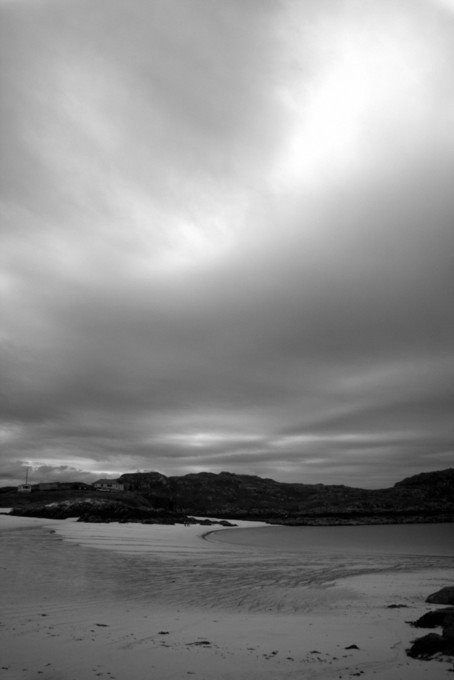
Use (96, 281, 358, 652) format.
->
(160, 432, 264, 449)
(274, 5, 444, 191)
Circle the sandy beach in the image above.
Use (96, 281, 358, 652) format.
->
(0, 513, 452, 679)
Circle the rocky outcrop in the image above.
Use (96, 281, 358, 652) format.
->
(114, 468, 454, 523)
(407, 632, 453, 659)
(395, 468, 454, 490)
(10, 498, 180, 522)
(9, 497, 237, 526)
(426, 587, 454, 605)
(412, 608, 454, 628)
(11, 498, 117, 519)
(407, 588, 454, 660)
(7, 468, 454, 524)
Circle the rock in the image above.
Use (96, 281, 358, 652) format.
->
(406, 587, 454, 660)
(407, 633, 445, 659)
(412, 608, 454, 628)
(387, 604, 408, 608)
(407, 623, 454, 660)
(426, 587, 454, 605)
(345, 644, 360, 650)
(443, 618, 454, 654)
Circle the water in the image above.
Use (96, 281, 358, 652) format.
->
(207, 522, 454, 557)
(1, 523, 453, 616)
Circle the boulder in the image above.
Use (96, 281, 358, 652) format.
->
(442, 624, 454, 655)
(426, 587, 454, 605)
(407, 617, 454, 659)
(407, 633, 445, 659)
(412, 608, 454, 628)
(444, 620, 454, 642)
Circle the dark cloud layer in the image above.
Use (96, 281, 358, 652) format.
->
(1, 0, 453, 488)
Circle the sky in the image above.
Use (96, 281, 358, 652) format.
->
(1, 0, 454, 489)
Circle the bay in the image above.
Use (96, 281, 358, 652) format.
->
(207, 522, 454, 557)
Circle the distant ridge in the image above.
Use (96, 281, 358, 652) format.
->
(114, 468, 454, 523)
(394, 468, 454, 489)
(6, 468, 454, 525)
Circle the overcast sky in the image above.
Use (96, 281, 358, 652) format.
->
(1, 0, 453, 489)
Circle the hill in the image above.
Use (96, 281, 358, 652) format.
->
(4, 468, 453, 524)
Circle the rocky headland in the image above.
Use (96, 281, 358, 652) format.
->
(3, 467, 453, 525)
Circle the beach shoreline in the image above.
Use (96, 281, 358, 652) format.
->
(1, 513, 452, 679)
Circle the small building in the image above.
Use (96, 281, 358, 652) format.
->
(93, 479, 124, 492)
(17, 484, 32, 493)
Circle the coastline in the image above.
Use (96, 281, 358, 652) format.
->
(1, 513, 452, 679)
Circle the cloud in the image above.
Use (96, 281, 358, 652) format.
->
(1, 0, 453, 488)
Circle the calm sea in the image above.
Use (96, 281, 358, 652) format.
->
(1, 522, 453, 614)
(207, 522, 454, 557)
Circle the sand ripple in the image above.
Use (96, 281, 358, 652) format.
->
(2, 522, 452, 616)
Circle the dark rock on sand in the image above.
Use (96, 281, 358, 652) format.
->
(387, 604, 408, 608)
(345, 645, 360, 650)
(412, 608, 454, 629)
(407, 633, 446, 659)
(426, 587, 454, 605)
(407, 602, 454, 659)
(443, 619, 454, 654)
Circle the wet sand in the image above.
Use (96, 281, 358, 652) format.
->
(0, 513, 452, 679)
